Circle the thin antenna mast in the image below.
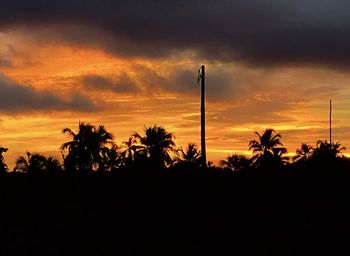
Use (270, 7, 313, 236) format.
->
(198, 65, 207, 167)
(330, 99, 332, 144)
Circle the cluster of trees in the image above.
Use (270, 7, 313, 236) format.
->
(0, 123, 347, 175)
(221, 129, 347, 172)
(0, 123, 186, 175)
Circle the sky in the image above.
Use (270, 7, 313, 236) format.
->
(1, 0, 350, 167)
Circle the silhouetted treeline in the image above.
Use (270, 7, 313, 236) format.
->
(0, 123, 350, 255)
(0, 123, 349, 176)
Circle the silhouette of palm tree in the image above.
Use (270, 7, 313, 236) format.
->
(121, 136, 143, 163)
(272, 147, 290, 165)
(312, 140, 345, 160)
(61, 122, 114, 173)
(248, 129, 287, 167)
(46, 156, 63, 175)
(176, 143, 202, 167)
(293, 143, 313, 163)
(219, 154, 251, 172)
(133, 125, 176, 169)
(0, 146, 8, 174)
(100, 144, 124, 172)
(14, 152, 47, 174)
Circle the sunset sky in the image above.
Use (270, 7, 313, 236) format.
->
(1, 0, 350, 167)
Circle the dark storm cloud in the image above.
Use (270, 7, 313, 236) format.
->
(167, 68, 254, 101)
(0, 73, 98, 113)
(2, 0, 350, 67)
(82, 74, 140, 93)
(79, 66, 245, 100)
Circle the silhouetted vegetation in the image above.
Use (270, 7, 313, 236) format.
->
(61, 122, 113, 174)
(133, 125, 176, 171)
(249, 128, 288, 170)
(175, 143, 202, 167)
(1, 123, 348, 175)
(220, 153, 251, 172)
(1, 123, 350, 255)
(0, 146, 7, 173)
(14, 152, 60, 174)
(293, 143, 313, 163)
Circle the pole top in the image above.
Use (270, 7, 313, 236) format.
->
(198, 65, 205, 83)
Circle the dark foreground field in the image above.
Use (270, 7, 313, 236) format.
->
(0, 169, 350, 256)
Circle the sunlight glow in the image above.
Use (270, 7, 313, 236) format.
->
(1, 31, 350, 167)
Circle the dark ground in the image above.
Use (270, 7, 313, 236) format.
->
(0, 169, 350, 255)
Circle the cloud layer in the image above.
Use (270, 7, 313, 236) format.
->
(1, 0, 350, 68)
(80, 65, 251, 101)
(81, 73, 141, 94)
(0, 73, 98, 113)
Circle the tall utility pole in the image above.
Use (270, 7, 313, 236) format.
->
(330, 99, 332, 144)
(198, 65, 207, 167)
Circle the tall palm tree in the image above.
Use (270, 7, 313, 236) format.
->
(133, 125, 176, 169)
(0, 146, 8, 174)
(176, 143, 202, 166)
(61, 122, 114, 173)
(248, 129, 287, 167)
(219, 154, 251, 172)
(14, 152, 47, 174)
